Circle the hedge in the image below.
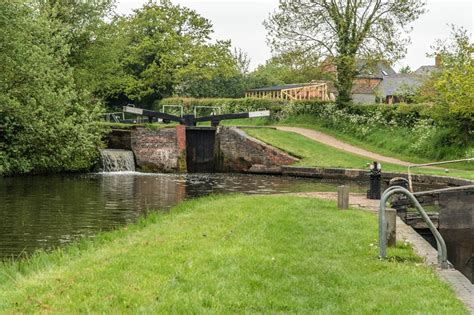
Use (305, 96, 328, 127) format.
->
(159, 97, 435, 124)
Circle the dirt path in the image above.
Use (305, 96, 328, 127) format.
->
(276, 126, 413, 167)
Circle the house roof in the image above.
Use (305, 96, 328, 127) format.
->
(414, 65, 438, 75)
(377, 74, 424, 96)
(355, 60, 396, 79)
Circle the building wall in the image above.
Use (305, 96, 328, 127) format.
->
(353, 77, 382, 88)
(352, 93, 376, 104)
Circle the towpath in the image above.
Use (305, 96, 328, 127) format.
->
(276, 126, 413, 167)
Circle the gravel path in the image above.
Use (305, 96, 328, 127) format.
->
(276, 126, 413, 167)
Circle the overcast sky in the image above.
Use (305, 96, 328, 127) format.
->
(115, 0, 473, 72)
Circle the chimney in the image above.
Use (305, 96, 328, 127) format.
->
(435, 55, 441, 67)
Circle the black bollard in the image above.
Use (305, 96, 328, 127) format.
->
(367, 161, 381, 200)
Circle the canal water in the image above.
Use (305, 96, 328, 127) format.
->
(0, 172, 367, 260)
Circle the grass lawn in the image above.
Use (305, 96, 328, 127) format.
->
(280, 115, 474, 170)
(244, 128, 474, 180)
(0, 195, 466, 314)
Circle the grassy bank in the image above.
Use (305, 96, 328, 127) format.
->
(279, 115, 474, 170)
(0, 195, 466, 313)
(243, 128, 474, 180)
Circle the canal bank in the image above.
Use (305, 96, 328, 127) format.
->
(0, 195, 467, 313)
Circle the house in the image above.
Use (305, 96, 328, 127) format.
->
(245, 57, 438, 104)
(350, 58, 439, 104)
(376, 74, 424, 104)
(245, 81, 335, 101)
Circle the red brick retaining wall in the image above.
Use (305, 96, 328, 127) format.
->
(216, 127, 298, 172)
(131, 127, 186, 172)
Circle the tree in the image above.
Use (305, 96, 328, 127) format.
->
(37, 0, 116, 99)
(265, 0, 425, 105)
(0, 1, 104, 174)
(418, 26, 473, 146)
(399, 65, 412, 74)
(232, 48, 251, 74)
(104, 0, 238, 108)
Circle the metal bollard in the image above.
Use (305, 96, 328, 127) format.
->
(367, 161, 381, 200)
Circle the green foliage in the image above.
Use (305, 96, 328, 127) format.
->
(99, 0, 240, 108)
(246, 49, 331, 89)
(159, 97, 288, 114)
(417, 26, 473, 145)
(0, 1, 105, 175)
(265, 0, 426, 104)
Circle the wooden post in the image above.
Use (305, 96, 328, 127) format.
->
(386, 208, 397, 247)
(337, 185, 349, 209)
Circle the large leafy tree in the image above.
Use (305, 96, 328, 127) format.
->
(0, 1, 104, 174)
(265, 0, 425, 104)
(37, 0, 116, 99)
(417, 27, 473, 146)
(107, 0, 238, 108)
(248, 49, 332, 89)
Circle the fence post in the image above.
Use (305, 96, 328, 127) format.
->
(337, 185, 349, 209)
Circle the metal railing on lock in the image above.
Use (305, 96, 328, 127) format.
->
(193, 106, 221, 117)
(407, 157, 474, 192)
(102, 112, 125, 123)
(378, 186, 449, 269)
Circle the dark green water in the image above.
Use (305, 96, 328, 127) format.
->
(0, 172, 367, 259)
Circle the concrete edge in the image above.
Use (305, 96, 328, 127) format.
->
(397, 216, 474, 313)
(274, 166, 473, 187)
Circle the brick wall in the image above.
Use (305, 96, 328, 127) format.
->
(131, 126, 186, 172)
(216, 127, 298, 172)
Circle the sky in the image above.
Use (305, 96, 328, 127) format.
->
(115, 0, 473, 72)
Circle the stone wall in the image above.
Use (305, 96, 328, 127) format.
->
(106, 129, 132, 150)
(216, 127, 298, 173)
(131, 126, 186, 172)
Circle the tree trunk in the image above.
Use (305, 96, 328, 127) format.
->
(335, 55, 357, 107)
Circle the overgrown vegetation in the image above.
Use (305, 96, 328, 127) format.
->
(0, 195, 467, 313)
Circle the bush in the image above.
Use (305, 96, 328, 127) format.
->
(158, 97, 288, 116)
(0, 3, 105, 175)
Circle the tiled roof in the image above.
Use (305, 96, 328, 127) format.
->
(355, 60, 396, 79)
(377, 74, 425, 96)
(414, 65, 438, 75)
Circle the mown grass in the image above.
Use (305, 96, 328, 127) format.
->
(0, 195, 467, 313)
(280, 115, 474, 170)
(244, 128, 474, 180)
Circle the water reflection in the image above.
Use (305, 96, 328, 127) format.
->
(0, 172, 365, 259)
